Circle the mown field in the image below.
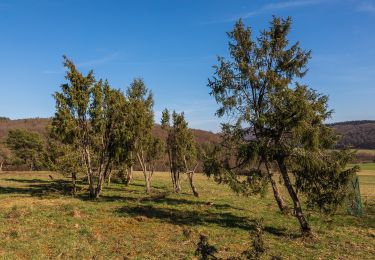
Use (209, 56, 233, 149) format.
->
(0, 168, 374, 259)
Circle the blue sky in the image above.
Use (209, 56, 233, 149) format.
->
(0, 0, 374, 132)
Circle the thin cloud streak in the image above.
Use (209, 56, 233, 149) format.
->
(204, 0, 322, 24)
(77, 52, 120, 68)
(42, 52, 121, 74)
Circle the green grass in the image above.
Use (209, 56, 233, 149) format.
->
(355, 162, 375, 171)
(0, 170, 374, 259)
(353, 149, 375, 155)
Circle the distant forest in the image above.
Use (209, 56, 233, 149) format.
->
(329, 120, 375, 149)
(0, 118, 220, 171)
(2, 118, 375, 148)
(1, 118, 375, 168)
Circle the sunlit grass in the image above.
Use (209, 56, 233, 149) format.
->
(0, 170, 374, 259)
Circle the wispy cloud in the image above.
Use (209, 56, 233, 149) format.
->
(357, 2, 375, 14)
(42, 51, 121, 74)
(77, 52, 120, 68)
(205, 0, 322, 24)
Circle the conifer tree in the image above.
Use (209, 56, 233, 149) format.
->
(6, 129, 45, 171)
(162, 109, 199, 196)
(51, 56, 129, 199)
(205, 17, 358, 234)
(126, 79, 155, 193)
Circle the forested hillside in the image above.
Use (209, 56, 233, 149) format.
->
(2, 118, 375, 149)
(0, 117, 220, 171)
(330, 120, 375, 149)
(0, 118, 220, 144)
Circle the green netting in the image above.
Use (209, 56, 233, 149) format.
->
(347, 175, 363, 216)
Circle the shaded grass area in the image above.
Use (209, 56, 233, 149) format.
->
(0, 171, 374, 259)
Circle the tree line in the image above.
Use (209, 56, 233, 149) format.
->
(0, 16, 359, 236)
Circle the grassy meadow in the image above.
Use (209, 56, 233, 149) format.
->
(0, 168, 374, 259)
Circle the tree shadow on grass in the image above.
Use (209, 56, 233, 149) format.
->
(115, 204, 302, 238)
(116, 204, 253, 230)
(3, 178, 52, 184)
(0, 179, 76, 197)
(99, 191, 245, 212)
(0, 177, 301, 238)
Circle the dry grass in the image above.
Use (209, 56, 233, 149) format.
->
(0, 170, 374, 259)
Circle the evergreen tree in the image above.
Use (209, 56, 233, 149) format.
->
(205, 17, 358, 234)
(126, 78, 155, 193)
(162, 109, 199, 196)
(45, 136, 84, 195)
(6, 129, 45, 171)
(51, 56, 129, 199)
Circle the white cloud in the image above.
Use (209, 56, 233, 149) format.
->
(205, 0, 322, 24)
(357, 2, 375, 14)
(77, 52, 120, 68)
(240, 0, 322, 20)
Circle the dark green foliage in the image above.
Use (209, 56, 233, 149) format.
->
(6, 129, 45, 170)
(145, 136, 165, 172)
(51, 56, 130, 198)
(346, 174, 363, 216)
(242, 219, 265, 260)
(292, 149, 359, 213)
(44, 137, 84, 195)
(195, 235, 218, 260)
(125, 78, 155, 193)
(162, 109, 199, 195)
(206, 16, 358, 233)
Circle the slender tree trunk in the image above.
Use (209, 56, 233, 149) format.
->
(128, 165, 133, 183)
(83, 147, 95, 198)
(95, 159, 112, 199)
(123, 168, 131, 186)
(107, 172, 112, 186)
(0, 160, 3, 172)
(174, 172, 181, 192)
(277, 158, 311, 235)
(71, 172, 77, 196)
(171, 171, 176, 188)
(168, 150, 175, 187)
(137, 152, 151, 194)
(144, 167, 151, 194)
(106, 164, 113, 186)
(264, 161, 288, 213)
(127, 151, 134, 184)
(184, 159, 198, 196)
(187, 172, 199, 197)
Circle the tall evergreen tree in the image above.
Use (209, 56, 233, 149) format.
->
(51, 56, 129, 199)
(126, 79, 155, 193)
(205, 17, 358, 234)
(162, 109, 199, 197)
